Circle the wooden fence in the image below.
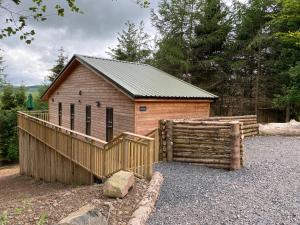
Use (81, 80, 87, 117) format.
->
(160, 119, 244, 170)
(190, 115, 258, 137)
(18, 112, 154, 185)
(23, 110, 49, 121)
(145, 128, 161, 163)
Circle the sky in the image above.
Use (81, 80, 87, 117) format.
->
(1, 0, 158, 86)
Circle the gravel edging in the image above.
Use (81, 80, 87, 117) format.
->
(128, 172, 164, 225)
(147, 136, 300, 225)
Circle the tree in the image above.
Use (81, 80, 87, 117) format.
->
(1, 84, 16, 110)
(34, 83, 48, 110)
(191, 0, 231, 93)
(15, 84, 26, 107)
(151, 0, 202, 77)
(271, 0, 300, 120)
(49, 47, 68, 82)
(108, 21, 151, 63)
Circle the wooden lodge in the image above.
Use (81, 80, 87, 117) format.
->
(42, 55, 218, 141)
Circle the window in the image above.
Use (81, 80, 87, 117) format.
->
(106, 107, 113, 141)
(58, 102, 62, 126)
(70, 104, 75, 130)
(86, 105, 91, 135)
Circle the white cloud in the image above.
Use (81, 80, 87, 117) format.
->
(1, 0, 158, 85)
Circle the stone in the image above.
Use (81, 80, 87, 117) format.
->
(103, 171, 135, 198)
(58, 204, 107, 225)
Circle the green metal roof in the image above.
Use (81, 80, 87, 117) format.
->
(75, 54, 218, 99)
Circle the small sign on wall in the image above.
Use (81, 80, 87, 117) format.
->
(139, 106, 147, 112)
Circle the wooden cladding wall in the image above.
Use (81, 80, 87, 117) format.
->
(134, 100, 211, 135)
(48, 64, 135, 140)
(160, 119, 244, 170)
(18, 112, 154, 185)
(190, 115, 258, 137)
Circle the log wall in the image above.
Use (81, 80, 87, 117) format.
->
(190, 115, 258, 137)
(160, 119, 244, 170)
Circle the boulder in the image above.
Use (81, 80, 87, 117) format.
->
(58, 204, 107, 225)
(103, 171, 135, 198)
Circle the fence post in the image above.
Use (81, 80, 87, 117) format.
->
(123, 134, 129, 170)
(145, 139, 154, 180)
(166, 120, 173, 162)
(159, 120, 167, 161)
(230, 121, 241, 170)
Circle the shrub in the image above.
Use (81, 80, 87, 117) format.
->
(0, 109, 18, 161)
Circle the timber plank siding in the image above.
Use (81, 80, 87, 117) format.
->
(48, 64, 135, 140)
(134, 100, 211, 135)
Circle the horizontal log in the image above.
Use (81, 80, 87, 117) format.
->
(173, 129, 231, 136)
(173, 137, 231, 144)
(173, 144, 231, 150)
(242, 124, 259, 129)
(173, 148, 231, 153)
(173, 152, 230, 159)
(173, 157, 230, 164)
(173, 121, 234, 126)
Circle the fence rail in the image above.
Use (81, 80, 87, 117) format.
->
(18, 112, 153, 184)
(23, 110, 49, 121)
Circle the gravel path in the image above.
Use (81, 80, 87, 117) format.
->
(148, 136, 300, 225)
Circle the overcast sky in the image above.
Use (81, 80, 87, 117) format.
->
(1, 0, 158, 86)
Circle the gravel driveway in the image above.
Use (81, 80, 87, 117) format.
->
(148, 136, 300, 225)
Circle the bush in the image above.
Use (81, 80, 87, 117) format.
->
(0, 109, 18, 161)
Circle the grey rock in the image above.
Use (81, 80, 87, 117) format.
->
(58, 204, 107, 225)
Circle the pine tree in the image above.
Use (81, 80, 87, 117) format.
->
(1, 84, 16, 110)
(108, 21, 151, 63)
(191, 0, 231, 86)
(271, 0, 300, 120)
(48, 47, 68, 82)
(151, 0, 202, 78)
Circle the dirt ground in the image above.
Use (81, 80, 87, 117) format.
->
(0, 165, 148, 225)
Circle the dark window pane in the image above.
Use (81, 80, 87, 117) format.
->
(58, 102, 62, 126)
(70, 104, 75, 130)
(86, 105, 91, 135)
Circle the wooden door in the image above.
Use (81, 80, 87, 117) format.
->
(106, 107, 113, 142)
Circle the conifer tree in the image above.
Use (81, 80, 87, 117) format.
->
(48, 47, 68, 82)
(108, 21, 151, 63)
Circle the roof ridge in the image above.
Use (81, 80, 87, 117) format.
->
(75, 54, 148, 66)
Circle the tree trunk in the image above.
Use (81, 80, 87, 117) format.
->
(285, 104, 290, 122)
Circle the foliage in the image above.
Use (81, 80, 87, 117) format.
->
(33, 84, 48, 110)
(191, 0, 231, 88)
(36, 213, 48, 225)
(0, 211, 8, 225)
(108, 21, 151, 63)
(1, 84, 16, 110)
(151, 0, 202, 77)
(0, 0, 81, 44)
(0, 109, 18, 161)
(15, 84, 26, 107)
(270, 0, 300, 120)
(48, 47, 68, 82)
